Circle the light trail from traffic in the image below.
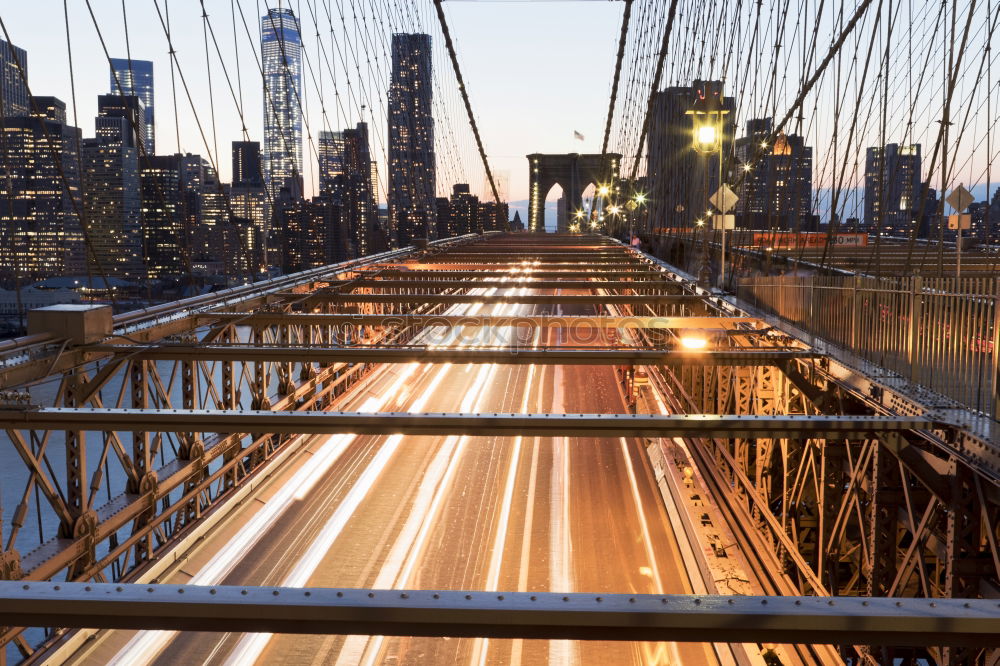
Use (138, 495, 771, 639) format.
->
(71, 255, 723, 666)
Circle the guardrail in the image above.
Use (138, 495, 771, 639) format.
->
(737, 274, 1000, 421)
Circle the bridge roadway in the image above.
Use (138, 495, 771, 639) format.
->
(67, 274, 724, 663)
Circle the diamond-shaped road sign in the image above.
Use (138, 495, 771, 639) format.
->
(710, 184, 739, 213)
(946, 184, 974, 213)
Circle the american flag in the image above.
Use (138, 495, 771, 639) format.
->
(573, 130, 584, 141)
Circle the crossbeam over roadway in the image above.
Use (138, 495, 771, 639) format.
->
(324, 279, 686, 290)
(361, 270, 671, 279)
(293, 293, 705, 305)
(86, 345, 817, 365)
(4, 583, 996, 647)
(0, 409, 934, 438)
(196, 314, 752, 329)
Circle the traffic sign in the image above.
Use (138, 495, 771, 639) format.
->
(945, 184, 974, 213)
(709, 184, 739, 213)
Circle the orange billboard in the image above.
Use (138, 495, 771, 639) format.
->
(751, 232, 868, 248)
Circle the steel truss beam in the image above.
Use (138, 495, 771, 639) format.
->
(294, 293, 704, 305)
(0, 410, 933, 438)
(196, 314, 750, 329)
(6, 583, 998, 647)
(89, 345, 819, 366)
(326, 279, 685, 290)
(363, 270, 670, 279)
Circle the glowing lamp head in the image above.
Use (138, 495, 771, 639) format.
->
(634, 193, 646, 204)
(598, 185, 610, 197)
(679, 336, 708, 350)
(696, 125, 717, 148)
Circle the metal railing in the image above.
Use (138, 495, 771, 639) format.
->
(737, 275, 1000, 421)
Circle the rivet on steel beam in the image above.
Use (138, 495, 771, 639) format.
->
(629, 598, 636, 603)
(465, 595, 473, 600)
(84, 586, 92, 592)
(530, 596, 537, 601)
(497, 595, 504, 601)
(433, 594, 440, 599)
(273, 590, 279, 596)
(596, 597, 602, 602)
(22, 585, 28, 590)
(828, 600, 835, 606)
(368, 592, 375, 598)
(794, 600, 801, 605)
(761, 599, 768, 605)
(728, 599, 734, 605)
(116, 586, 123, 592)
(54, 585, 61, 591)
(210, 589, 217, 595)
(304, 591, 311, 597)
(178, 589, 184, 594)
(694, 598, 701, 605)
(336, 591, 343, 597)
(862, 601, 869, 606)
(241, 590, 248, 595)
(401, 593, 408, 599)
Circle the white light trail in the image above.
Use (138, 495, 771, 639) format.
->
(226, 289, 516, 665)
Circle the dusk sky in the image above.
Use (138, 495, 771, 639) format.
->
(0, 0, 622, 217)
(2, 1, 995, 225)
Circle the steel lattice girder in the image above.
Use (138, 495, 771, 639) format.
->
(294, 293, 705, 305)
(88, 345, 819, 366)
(195, 314, 747, 329)
(325, 279, 686, 290)
(363, 270, 670, 279)
(5, 583, 999, 646)
(0, 410, 934, 437)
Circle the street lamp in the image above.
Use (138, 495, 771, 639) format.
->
(686, 84, 730, 287)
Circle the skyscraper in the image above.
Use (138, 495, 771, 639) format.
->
(109, 58, 154, 154)
(388, 33, 436, 247)
(317, 130, 344, 197)
(97, 94, 147, 155)
(231, 142, 267, 270)
(449, 184, 479, 236)
(82, 99, 143, 278)
(0, 38, 29, 118)
(232, 141, 263, 188)
(261, 7, 303, 205)
(864, 143, 922, 236)
(342, 122, 383, 257)
(733, 118, 814, 230)
(0, 96, 83, 280)
(139, 155, 184, 278)
(645, 81, 734, 233)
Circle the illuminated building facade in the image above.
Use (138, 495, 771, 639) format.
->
(318, 130, 344, 197)
(0, 38, 28, 118)
(139, 155, 183, 278)
(109, 58, 154, 154)
(81, 99, 142, 278)
(733, 118, 813, 230)
(342, 122, 384, 257)
(261, 7, 302, 207)
(0, 96, 84, 281)
(864, 143, 922, 236)
(388, 33, 436, 246)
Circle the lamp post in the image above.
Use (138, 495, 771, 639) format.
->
(686, 86, 730, 288)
